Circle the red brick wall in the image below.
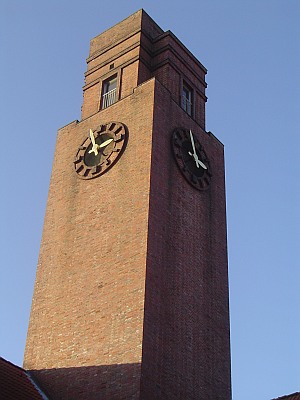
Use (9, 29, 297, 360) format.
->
(24, 79, 157, 399)
(140, 79, 231, 399)
(120, 60, 139, 99)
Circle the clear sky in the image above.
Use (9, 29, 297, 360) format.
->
(0, 1, 299, 399)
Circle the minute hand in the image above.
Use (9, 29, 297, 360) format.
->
(88, 129, 99, 155)
(188, 130, 207, 169)
(189, 130, 197, 155)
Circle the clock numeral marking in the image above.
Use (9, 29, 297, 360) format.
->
(176, 132, 183, 142)
(82, 167, 91, 177)
(102, 158, 111, 166)
(114, 134, 124, 142)
(74, 154, 84, 165)
(174, 147, 181, 157)
(76, 164, 91, 177)
(114, 126, 123, 140)
(191, 174, 198, 184)
(75, 164, 84, 174)
(91, 165, 101, 175)
(203, 177, 210, 187)
(108, 122, 116, 131)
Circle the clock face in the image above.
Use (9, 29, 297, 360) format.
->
(172, 127, 211, 190)
(74, 121, 128, 179)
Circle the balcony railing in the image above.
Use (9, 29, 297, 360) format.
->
(102, 88, 117, 109)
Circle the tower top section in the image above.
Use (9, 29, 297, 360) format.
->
(82, 9, 207, 129)
(89, 9, 164, 56)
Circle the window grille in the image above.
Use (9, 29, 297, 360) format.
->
(102, 75, 117, 109)
(102, 88, 117, 109)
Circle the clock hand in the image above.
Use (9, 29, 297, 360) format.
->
(189, 130, 197, 156)
(188, 150, 208, 170)
(188, 150, 199, 168)
(88, 129, 99, 156)
(189, 130, 201, 168)
(89, 129, 96, 146)
(188, 130, 208, 169)
(99, 138, 113, 148)
(196, 157, 207, 170)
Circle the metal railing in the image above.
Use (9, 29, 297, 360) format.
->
(102, 88, 117, 109)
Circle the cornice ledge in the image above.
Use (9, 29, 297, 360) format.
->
(153, 30, 207, 74)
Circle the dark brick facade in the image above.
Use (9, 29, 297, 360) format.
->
(24, 10, 231, 399)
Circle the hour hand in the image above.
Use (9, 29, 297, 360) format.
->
(99, 138, 113, 148)
(196, 156, 207, 170)
(188, 150, 207, 170)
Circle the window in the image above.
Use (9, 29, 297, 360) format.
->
(102, 75, 117, 109)
(182, 83, 192, 116)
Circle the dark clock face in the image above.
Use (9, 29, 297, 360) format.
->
(74, 121, 128, 179)
(172, 128, 211, 190)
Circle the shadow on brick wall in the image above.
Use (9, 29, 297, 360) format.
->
(29, 362, 141, 400)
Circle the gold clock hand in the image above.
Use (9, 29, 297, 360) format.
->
(188, 151, 207, 169)
(99, 138, 113, 148)
(89, 129, 96, 146)
(196, 157, 207, 170)
(189, 130, 197, 156)
(88, 129, 99, 155)
(188, 150, 200, 168)
(188, 130, 207, 169)
(189, 130, 200, 168)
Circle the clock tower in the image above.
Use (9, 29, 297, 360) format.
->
(24, 10, 231, 400)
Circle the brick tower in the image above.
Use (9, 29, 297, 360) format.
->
(24, 10, 231, 399)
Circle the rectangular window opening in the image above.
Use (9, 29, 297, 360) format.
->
(102, 75, 117, 109)
(182, 83, 192, 116)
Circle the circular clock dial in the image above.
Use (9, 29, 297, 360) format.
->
(83, 133, 115, 167)
(74, 121, 128, 179)
(172, 128, 211, 190)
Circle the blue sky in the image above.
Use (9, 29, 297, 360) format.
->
(0, 1, 299, 399)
